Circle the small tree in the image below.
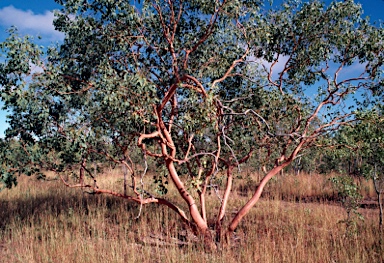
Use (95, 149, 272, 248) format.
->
(330, 175, 363, 233)
(340, 108, 384, 230)
(364, 112, 384, 231)
(1, 0, 383, 247)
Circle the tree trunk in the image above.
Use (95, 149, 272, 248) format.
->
(79, 158, 86, 186)
(378, 192, 383, 231)
(228, 164, 286, 233)
(374, 179, 383, 231)
(122, 162, 127, 196)
(215, 166, 234, 242)
(166, 160, 208, 229)
(373, 164, 383, 231)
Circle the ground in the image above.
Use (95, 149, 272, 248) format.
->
(0, 170, 382, 263)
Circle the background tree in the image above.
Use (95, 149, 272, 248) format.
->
(339, 107, 384, 230)
(0, 0, 383, 247)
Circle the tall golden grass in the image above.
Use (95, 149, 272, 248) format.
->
(0, 171, 382, 263)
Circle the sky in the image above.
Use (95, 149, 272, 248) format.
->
(0, 0, 383, 138)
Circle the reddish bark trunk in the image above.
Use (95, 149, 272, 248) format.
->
(165, 160, 209, 232)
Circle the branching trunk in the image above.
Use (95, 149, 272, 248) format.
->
(227, 141, 305, 237)
(227, 164, 286, 234)
(166, 160, 209, 232)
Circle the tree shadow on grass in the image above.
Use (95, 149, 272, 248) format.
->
(0, 188, 159, 231)
(0, 185, 194, 250)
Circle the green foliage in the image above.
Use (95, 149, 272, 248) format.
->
(330, 176, 364, 234)
(330, 176, 363, 217)
(337, 107, 384, 180)
(153, 172, 169, 196)
(0, 138, 45, 190)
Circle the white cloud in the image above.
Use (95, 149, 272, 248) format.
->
(261, 55, 290, 80)
(0, 5, 64, 41)
(248, 54, 290, 81)
(337, 61, 368, 81)
(252, 55, 368, 83)
(29, 61, 44, 74)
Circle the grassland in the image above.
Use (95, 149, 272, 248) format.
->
(0, 170, 383, 263)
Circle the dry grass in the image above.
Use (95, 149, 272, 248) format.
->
(0, 171, 383, 263)
(236, 171, 377, 203)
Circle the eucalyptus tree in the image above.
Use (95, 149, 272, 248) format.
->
(1, 0, 383, 246)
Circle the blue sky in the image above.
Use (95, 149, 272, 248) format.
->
(0, 0, 383, 138)
(0, 0, 63, 138)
